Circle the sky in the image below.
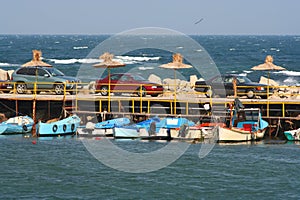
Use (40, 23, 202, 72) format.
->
(0, 0, 299, 35)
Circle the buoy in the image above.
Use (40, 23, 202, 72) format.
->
(32, 140, 37, 145)
(95, 137, 101, 140)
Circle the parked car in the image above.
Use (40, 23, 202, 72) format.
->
(11, 67, 81, 95)
(95, 73, 164, 97)
(0, 80, 12, 93)
(194, 74, 272, 99)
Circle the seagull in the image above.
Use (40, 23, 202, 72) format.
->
(194, 18, 204, 25)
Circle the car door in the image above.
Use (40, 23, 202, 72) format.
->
(223, 76, 234, 96)
(210, 76, 227, 96)
(118, 74, 134, 93)
(109, 74, 123, 92)
(37, 68, 52, 89)
(25, 67, 37, 89)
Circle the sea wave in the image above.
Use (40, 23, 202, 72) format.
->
(274, 70, 300, 76)
(73, 46, 89, 50)
(0, 62, 10, 66)
(48, 58, 100, 64)
(47, 55, 160, 65)
(0, 62, 19, 67)
(115, 56, 160, 62)
(138, 66, 155, 70)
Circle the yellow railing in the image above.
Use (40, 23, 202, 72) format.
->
(3, 81, 300, 119)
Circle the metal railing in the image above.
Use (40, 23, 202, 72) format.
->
(2, 81, 300, 119)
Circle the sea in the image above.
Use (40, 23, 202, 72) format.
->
(1, 35, 300, 199)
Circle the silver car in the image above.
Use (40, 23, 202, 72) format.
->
(11, 67, 81, 95)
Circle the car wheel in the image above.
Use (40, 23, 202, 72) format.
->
(137, 86, 146, 97)
(100, 86, 109, 96)
(205, 88, 214, 98)
(54, 83, 64, 95)
(246, 89, 255, 99)
(16, 82, 27, 94)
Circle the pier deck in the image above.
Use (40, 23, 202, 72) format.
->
(0, 92, 300, 120)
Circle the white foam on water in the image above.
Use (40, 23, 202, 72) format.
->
(238, 73, 247, 76)
(73, 46, 89, 50)
(274, 70, 300, 76)
(47, 55, 160, 65)
(48, 58, 100, 64)
(270, 47, 280, 52)
(115, 55, 160, 62)
(0, 62, 20, 67)
(138, 66, 155, 70)
(0, 62, 10, 66)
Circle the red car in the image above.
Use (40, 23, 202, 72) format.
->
(95, 73, 164, 97)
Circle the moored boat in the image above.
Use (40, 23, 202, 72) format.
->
(114, 116, 196, 140)
(77, 117, 130, 137)
(113, 117, 166, 139)
(218, 108, 268, 142)
(0, 115, 34, 135)
(284, 128, 300, 141)
(37, 114, 81, 137)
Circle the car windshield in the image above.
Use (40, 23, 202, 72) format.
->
(236, 76, 252, 83)
(131, 74, 146, 81)
(46, 68, 65, 76)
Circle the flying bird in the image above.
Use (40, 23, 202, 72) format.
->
(194, 18, 204, 25)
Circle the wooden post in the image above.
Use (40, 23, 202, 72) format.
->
(233, 77, 237, 98)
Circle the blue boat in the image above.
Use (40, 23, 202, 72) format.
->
(114, 117, 195, 139)
(37, 114, 81, 137)
(284, 128, 300, 141)
(95, 117, 130, 129)
(77, 117, 130, 137)
(0, 116, 34, 135)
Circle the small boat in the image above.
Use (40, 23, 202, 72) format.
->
(113, 117, 165, 139)
(0, 116, 34, 135)
(77, 117, 130, 137)
(163, 117, 196, 140)
(114, 117, 196, 140)
(218, 108, 269, 142)
(37, 114, 81, 137)
(171, 122, 225, 141)
(284, 128, 300, 141)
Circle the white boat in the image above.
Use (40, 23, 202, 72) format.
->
(77, 117, 130, 137)
(170, 122, 224, 140)
(218, 108, 268, 142)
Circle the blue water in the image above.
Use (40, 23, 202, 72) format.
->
(0, 136, 300, 199)
(1, 35, 300, 84)
(1, 35, 300, 199)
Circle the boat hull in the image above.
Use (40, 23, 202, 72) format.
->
(77, 127, 113, 137)
(114, 127, 171, 140)
(37, 115, 81, 137)
(218, 126, 265, 142)
(0, 116, 34, 135)
(284, 128, 300, 141)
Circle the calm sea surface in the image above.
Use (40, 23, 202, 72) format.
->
(0, 35, 300, 199)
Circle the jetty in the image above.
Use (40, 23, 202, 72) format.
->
(1, 85, 300, 124)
